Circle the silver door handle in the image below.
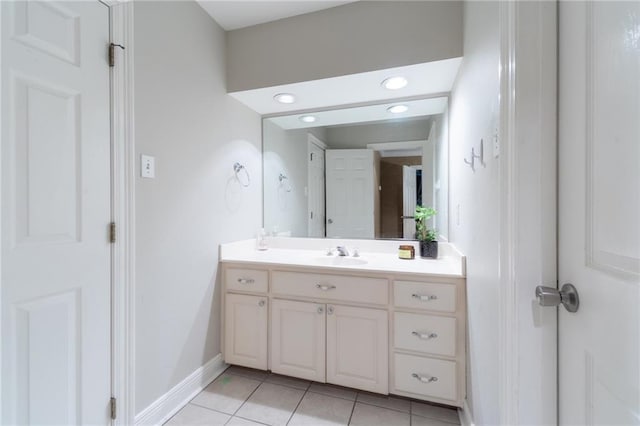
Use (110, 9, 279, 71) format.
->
(316, 284, 336, 291)
(535, 283, 579, 313)
(401, 216, 415, 219)
(237, 278, 255, 284)
(327, 219, 333, 224)
(412, 294, 438, 301)
(412, 331, 438, 340)
(412, 373, 438, 383)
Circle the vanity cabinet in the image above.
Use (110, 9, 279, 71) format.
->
(224, 293, 268, 370)
(271, 299, 326, 382)
(222, 261, 466, 408)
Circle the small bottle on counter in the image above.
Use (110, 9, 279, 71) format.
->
(256, 228, 268, 251)
(398, 244, 415, 260)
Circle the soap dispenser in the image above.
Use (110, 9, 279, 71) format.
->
(256, 228, 268, 251)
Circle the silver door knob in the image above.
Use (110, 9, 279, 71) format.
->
(535, 283, 579, 313)
(327, 219, 333, 224)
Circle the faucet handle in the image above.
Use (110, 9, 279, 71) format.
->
(326, 247, 335, 256)
(352, 247, 360, 257)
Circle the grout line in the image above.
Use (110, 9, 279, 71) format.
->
(347, 400, 357, 425)
(232, 414, 272, 426)
(285, 388, 307, 426)
(230, 381, 264, 418)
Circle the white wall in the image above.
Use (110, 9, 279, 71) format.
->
(325, 118, 431, 149)
(448, 2, 501, 424)
(133, 1, 262, 414)
(226, 1, 463, 91)
(434, 112, 449, 241)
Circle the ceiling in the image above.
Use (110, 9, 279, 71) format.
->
(197, 1, 358, 31)
(268, 97, 447, 130)
(230, 58, 462, 116)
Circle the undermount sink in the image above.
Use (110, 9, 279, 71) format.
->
(312, 256, 368, 266)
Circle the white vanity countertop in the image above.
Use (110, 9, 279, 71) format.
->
(220, 238, 466, 278)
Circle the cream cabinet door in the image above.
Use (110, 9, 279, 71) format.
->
(224, 293, 268, 370)
(271, 299, 326, 382)
(326, 304, 388, 394)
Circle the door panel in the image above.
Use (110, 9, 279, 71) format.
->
(559, 2, 640, 424)
(326, 304, 388, 394)
(271, 299, 326, 382)
(326, 149, 375, 239)
(402, 165, 417, 239)
(1, 2, 111, 424)
(308, 140, 325, 238)
(224, 294, 268, 370)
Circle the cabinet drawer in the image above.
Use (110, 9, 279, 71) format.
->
(394, 353, 457, 401)
(272, 271, 388, 305)
(394, 312, 456, 357)
(226, 268, 268, 293)
(394, 281, 456, 313)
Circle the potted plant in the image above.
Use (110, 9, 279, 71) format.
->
(415, 206, 438, 259)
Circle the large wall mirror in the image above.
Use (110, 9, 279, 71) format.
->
(263, 96, 449, 241)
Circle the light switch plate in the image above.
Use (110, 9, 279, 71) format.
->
(141, 154, 155, 178)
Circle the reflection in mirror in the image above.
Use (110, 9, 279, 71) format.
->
(263, 97, 448, 241)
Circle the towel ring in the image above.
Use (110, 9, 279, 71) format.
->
(278, 173, 292, 192)
(233, 162, 250, 187)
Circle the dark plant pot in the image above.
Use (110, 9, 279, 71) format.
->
(419, 240, 438, 259)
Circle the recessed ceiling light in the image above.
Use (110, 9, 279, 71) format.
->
(273, 93, 296, 104)
(381, 76, 408, 90)
(299, 115, 316, 123)
(387, 105, 409, 114)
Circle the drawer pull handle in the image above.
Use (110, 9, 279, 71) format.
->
(238, 278, 255, 284)
(316, 284, 337, 291)
(412, 331, 438, 340)
(412, 293, 438, 301)
(412, 373, 438, 383)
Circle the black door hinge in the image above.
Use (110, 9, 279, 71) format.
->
(110, 397, 117, 420)
(110, 222, 116, 244)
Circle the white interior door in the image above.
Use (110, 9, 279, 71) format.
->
(558, 2, 640, 424)
(308, 138, 325, 238)
(402, 166, 417, 239)
(1, 2, 112, 424)
(326, 149, 374, 239)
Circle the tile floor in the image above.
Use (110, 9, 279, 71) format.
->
(165, 366, 461, 426)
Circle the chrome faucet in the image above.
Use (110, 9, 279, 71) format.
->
(336, 246, 349, 256)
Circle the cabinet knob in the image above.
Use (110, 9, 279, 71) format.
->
(411, 293, 437, 301)
(327, 306, 334, 315)
(238, 278, 255, 284)
(412, 331, 438, 340)
(258, 300, 266, 307)
(412, 373, 438, 383)
(317, 306, 324, 314)
(316, 284, 336, 291)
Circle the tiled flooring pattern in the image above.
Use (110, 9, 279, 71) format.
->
(165, 366, 461, 426)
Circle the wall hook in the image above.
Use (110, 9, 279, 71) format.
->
(473, 139, 485, 167)
(464, 148, 475, 171)
(233, 162, 250, 187)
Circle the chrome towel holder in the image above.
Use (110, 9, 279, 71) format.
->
(233, 162, 250, 187)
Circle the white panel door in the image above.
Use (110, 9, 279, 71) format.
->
(559, 2, 640, 424)
(402, 166, 417, 239)
(224, 294, 268, 370)
(326, 304, 388, 394)
(1, 2, 111, 424)
(307, 140, 325, 238)
(326, 149, 374, 239)
(271, 299, 326, 382)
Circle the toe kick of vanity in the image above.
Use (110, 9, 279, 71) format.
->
(220, 261, 466, 408)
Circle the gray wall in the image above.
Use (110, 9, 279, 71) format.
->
(226, 1, 463, 92)
(448, 2, 500, 423)
(134, 1, 262, 414)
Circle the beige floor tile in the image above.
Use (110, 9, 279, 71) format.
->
(356, 392, 411, 413)
(235, 382, 305, 426)
(265, 373, 311, 390)
(191, 373, 261, 415)
(411, 402, 460, 424)
(288, 391, 355, 426)
(226, 417, 268, 426)
(226, 366, 270, 382)
(165, 403, 230, 425)
(411, 414, 461, 426)
(308, 382, 358, 401)
(349, 403, 410, 426)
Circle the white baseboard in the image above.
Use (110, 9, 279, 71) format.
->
(135, 354, 227, 426)
(458, 400, 475, 426)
